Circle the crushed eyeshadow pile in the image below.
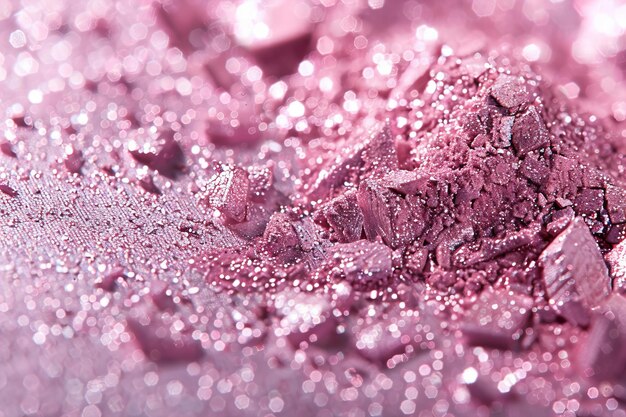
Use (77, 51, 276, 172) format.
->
(2, 0, 626, 416)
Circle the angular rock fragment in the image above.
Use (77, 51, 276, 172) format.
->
(262, 214, 326, 266)
(263, 212, 302, 262)
(577, 294, 626, 381)
(127, 317, 203, 364)
(292, 217, 327, 268)
(453, 224, 542, 267)
(64, 149, 84, 174)
(511, 106, 549, 156)
(325, 240, 393, 290)
(0, 142, 16, 158)
(0, 184, 17, 198)
(357, 179, 424, 249)
(307, 123, 397, 199)
(490, 74, 532, 109)
(605, 184, 626, 224)
(607, 239, 626, 292)
(379, 170, 430, 195)
(605, 223, 626, 244)
(539, 218, 611, 323)
(461, 288, 533, 350)
(493, 115, 514, 148)
(307, 144, 363, 201)
(321, 190, 364, 243)
(574, 188, 604, 217)
(519, 155, 549, 185)
(205, 164, 249, 223)
(546, 207, 575, 236)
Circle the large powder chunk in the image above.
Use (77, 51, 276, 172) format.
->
(540, 217, 611, 320)
(357, 179, 424, 249)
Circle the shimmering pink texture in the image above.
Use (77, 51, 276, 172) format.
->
(1, 1, 626, 417)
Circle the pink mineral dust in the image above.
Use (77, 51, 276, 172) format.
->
(1, 1, 626, 417)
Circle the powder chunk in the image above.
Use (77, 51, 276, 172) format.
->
(607, 239, 626, 291)
(206, 164, 250, 223)
(511, 106, 549, 156)
(362, 123, 398, 175)
(379, 170, 430, 195)
(461, 288, 533, 350)
(574, 188, 604, 217)
(357, 179, 424, 249)
(263, 213, 301, 262)
(322, 190, 364, 243)
(0, 184, 17, 198)
(490, 74, 532, 109)
(605, 184, 626, 224)
(0, 142, 16, 158)
(64, 149, 84, 174)
(328, 240, 393, 290)
(539, 217, 611, 322)
(453, 224, 542, 267)
(130, 139, 185, 178)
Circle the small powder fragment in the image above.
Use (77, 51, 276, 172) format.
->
(0, 184, 17, 197)
(206, 164, 250, 223)
(511, 106, 549, 155)
(64, 149, 84, 174)
(321, 190, 364, 243)
(0, 142, 16, 158)
(490, 74, 532, 109)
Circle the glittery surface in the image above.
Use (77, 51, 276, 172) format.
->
(2, 1, 626, 417)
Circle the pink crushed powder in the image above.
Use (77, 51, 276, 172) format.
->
(2, 1, 626, 416)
